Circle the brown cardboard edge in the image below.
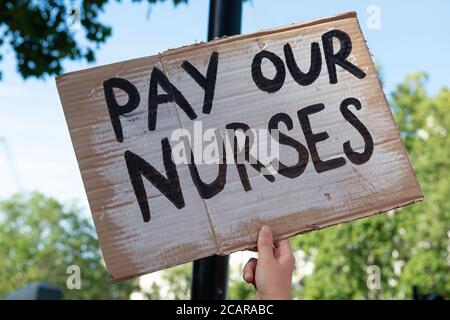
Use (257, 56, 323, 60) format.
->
(108, 249, 214, 282)
(109, 193, 424, 282)
(221, 194, 425, 255)
(352, 10, 424, 198)
(54, 77, 145, 281)
(161, 11, 357, 57)
(55, 11, 356, 83)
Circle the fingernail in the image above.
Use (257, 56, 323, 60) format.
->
(261, 225, 271, 236)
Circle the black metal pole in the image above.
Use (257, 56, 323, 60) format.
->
(191, 0, 242, 300)
(207, 0, 242, 41)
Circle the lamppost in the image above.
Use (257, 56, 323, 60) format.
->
(191, 0, 243, 300)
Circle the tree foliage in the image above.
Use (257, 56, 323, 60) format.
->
(0, 0, 187, 80)
(0, 192, 139, 299)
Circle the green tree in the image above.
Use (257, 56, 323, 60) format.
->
(0, 0, 187, 80)
(228, 261, 255, 300)
(162, 263, 192, 299)
(293, 73, 449, 299)
(0, 192, 139, 299)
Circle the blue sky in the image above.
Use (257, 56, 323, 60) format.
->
(0, 0, 449, 213)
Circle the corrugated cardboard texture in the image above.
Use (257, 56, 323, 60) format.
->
(56, 12, 423, 281)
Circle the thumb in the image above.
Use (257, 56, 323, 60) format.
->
(257, 225, 274, 261)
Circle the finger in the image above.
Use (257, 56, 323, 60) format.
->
(276, 239, 291, 255)
(257, 225, 275, 261)
(276, 239, 295, 266)
(247, 244, 276, 253)
(243, 258, 257, 284)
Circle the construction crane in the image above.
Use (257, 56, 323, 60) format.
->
(0, 137, 22, 192)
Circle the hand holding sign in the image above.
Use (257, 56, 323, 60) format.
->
(243, 226, 295, 300)
(56, 12, 422, 281)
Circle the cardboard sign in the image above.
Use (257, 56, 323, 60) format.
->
(56, 12, 423, 281)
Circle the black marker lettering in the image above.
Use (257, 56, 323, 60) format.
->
(182, 51, 219, 114)
(103, 78, 140, 143)
(226, 122, 275, 191)
(148, 67, 197, 131)
(284, 42, 322, 86)
(322, 29, 366, 84)
(297, 104, 346, 173)
(251, 50, 286, 93)
(269, 113, 309, 178)
(340, 97, 374, 165)
(124, 138, 184, 222)
(188, 131, 227, 199)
